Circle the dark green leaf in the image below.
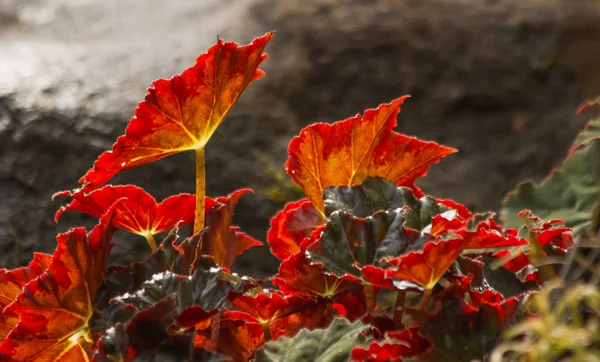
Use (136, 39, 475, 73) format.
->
(113, 259, 257, 315)
(308, 209, 430, 276)
(94, 297, 226, 362)
(502, 127, 600, 239)
(255, 318, 370, 362)
(324, 177, 448, 229)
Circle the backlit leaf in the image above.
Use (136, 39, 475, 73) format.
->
(384, 239, 469, 290)
(0, 207, 117, 361)
(273, 253, 364, 299)
(197, 189, 262, 269)
(55, 185, 195, 238)
(195, 311, 265, 362)
(460, 217, 528, 253)
(77, 33, 273, 192)
(0, 253, 52, 339)
(230, 292, 322, 340)
(286, 97, 456, 213)
(267, 198, 323, 260)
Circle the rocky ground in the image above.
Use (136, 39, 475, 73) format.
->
(1, 0, 599, 276)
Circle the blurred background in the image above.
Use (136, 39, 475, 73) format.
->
(1, 0, 599, 277)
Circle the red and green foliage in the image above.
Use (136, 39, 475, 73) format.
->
(1, 32, 589, 361)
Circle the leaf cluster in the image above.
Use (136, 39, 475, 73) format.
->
(0, 32, 591, 362)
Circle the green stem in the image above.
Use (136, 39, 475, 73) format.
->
(144, 233, 157, 252)
(393, 290, 406, 328)
(194, 147, 206, 235)
(261, 322, 272, 342)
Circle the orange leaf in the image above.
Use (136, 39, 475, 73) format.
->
(385, 239, 468, 290)
(0, 253, 52, 340)
(55, 185, 195, 238)
(77, 33, 273, 193)
(197, 189, 262, 269)
(285, 97, 456, 212)
(0, 207, 117, 361)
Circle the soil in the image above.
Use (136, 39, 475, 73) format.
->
(0, 0, 599, 277)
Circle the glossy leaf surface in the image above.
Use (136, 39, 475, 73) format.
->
(286, 97, 456, 212)
(323, 177, 452, 222)
(95, 297, 224, 362)
(77, 33, 273, 192)
(308, 209, 427, 277)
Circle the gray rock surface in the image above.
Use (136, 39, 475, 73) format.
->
(1, 0, 599, 276)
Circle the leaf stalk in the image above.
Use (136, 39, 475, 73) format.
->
(194, 147, 206, 235)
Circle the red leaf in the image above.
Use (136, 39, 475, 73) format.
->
(428, 214, 465, 238)
(267, 198, 324, 260)
(230, 291, 323, 340)
(460, 218, 527, 252)
(385, 239, 469, 290)
(196, 189, 261, 269)
(436, 199, 472, 220)
(361, 265, 395, 290)
(285, 97, 456, 212)
(0, 253, 52, 339)
(195, 311, 264, 362)
(273, 253, 364, 299)
(351, 325, 432, 362)
(77, 33, 273, 193)
(0, 206, 117, 361)
(55, 185, 195, 238)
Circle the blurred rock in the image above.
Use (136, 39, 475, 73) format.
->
(0, 0, 598, 276)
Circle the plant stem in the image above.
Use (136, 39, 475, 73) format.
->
(393, 290, 406, 328)
(210, 311, 221, 351)
(418, 289, 432, 310)
(365, 284, 376, 312)
(144, 233, 158, 252)
(194, 147, 206, 235)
